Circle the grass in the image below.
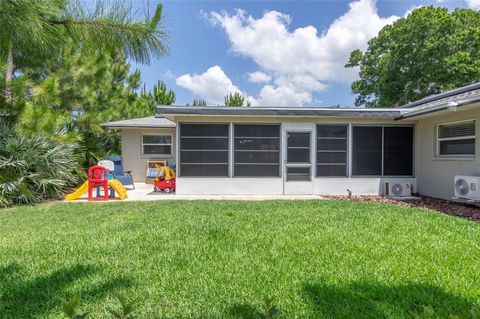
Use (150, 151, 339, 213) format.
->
(0, 200, 479, 318)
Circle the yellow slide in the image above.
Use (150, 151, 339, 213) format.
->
(108, 179, 128, 200)
(65, 181, 89, 200)
(65, 180, 128, 200)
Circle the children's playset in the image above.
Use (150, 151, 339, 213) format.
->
(65, 162, 128, 201)
(65, 159, 177, 200)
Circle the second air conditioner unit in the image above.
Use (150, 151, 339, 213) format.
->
(385, 181, 412, 197)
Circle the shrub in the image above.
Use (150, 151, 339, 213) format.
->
(0, 122, 79, 207)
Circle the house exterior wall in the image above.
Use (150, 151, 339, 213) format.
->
(121, 128, 176, 182)
(415, 105, 480, 200)
(173, 116, 416, 196)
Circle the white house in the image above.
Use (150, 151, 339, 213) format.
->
(102, 82, 480, 200)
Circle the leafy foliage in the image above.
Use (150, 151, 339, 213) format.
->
(15, 47, 167, 168)
(346, 7, 480, 108)
(0, 122, 79, 207)
(107, 294, 135, 319)
(255, 297, 282, 319)
(0, 0, 172, 172)
(62, 291, 89, 319)
(0, 0, 168, 70)
(151, 80, 176, 105)
(224, 92, 251, 107)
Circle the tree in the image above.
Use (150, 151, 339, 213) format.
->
(192, 99, 207, 106)
(224, 92, 251, 107)
(18, 45, 175, 168)
(151, 80, 175, 105)
(346, 7, 480, 108)
(0, 0, 168, 105)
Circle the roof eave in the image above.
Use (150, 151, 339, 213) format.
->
(395, 97, 480, 120)
(101, 124, 176, 129)
(156, 107, 405, 118)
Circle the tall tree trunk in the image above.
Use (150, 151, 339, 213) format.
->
(3, 46, 14, 103)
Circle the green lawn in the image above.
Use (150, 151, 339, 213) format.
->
(0, 200, 479, 318)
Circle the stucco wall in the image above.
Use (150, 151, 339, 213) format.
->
(177, 177, 416, 196)
(121, 128, 176, 182)
(415, 106, 480, 200)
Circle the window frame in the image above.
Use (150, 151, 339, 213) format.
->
(351, 124, 415, 178)
(436, 119, 476, 158)
(315, 124, 349, 178)
(141, 133, 173, 156)
(177, 122, 230, 178)
(233, 123, 282, 178)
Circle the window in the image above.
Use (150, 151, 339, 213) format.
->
(234, 124, 280, 176)
(316, 125, 348, 177)
(352, 126, 413, 176)
(437, 120, 475, 157)
(142, 134, 172, 155)
(179, 124, 229, 176)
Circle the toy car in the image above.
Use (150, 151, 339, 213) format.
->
(153, 165, 176, 193)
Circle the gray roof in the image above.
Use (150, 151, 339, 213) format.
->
(157, 82, 480, 120)
(101, 116, 175, 129)
(156, 106, 408, 118)
(396, 84, 480, 119)
(102, 83, 480, 127)
(399, 82, 480, 109)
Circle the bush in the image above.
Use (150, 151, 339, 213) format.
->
(0, 122, 79, 207)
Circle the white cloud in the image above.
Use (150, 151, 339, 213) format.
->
(466, 0, 480, 9)
(176, 65, 257, 105)
(247, 71, 272, 83)
(404, 5, 424, 17)
(258, 85, 312, 106)
(205, 0, 400, 106)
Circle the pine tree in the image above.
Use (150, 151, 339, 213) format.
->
(192, 99, 207, 106)
(0, 0, 169, 106)
(224, 92, 249, 107)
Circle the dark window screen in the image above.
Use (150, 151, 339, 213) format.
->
(287, 132, 310, 163)
(316, 125, 348, 177)
(352, 127, 382, 175)
(179, 124, 229, 177)
(234, 124, 280, 176)
(383, 127, 413, 176)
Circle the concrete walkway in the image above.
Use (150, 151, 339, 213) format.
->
(66, 182, 324, 202)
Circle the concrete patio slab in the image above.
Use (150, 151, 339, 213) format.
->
(65, 182, 324, 202)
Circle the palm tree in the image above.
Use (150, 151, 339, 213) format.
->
(0, 122, 80, 207)
(0, 0, 169, 102)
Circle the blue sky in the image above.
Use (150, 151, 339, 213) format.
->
(132, 0, 474, 107)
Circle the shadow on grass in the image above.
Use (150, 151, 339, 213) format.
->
(302, 280, 474, 318)
(0, 262, 133, 318)
(228, 303, 258, 319)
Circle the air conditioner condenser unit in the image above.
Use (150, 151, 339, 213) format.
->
(454, 175, 480, 201)
(385, 181, 412, 197)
